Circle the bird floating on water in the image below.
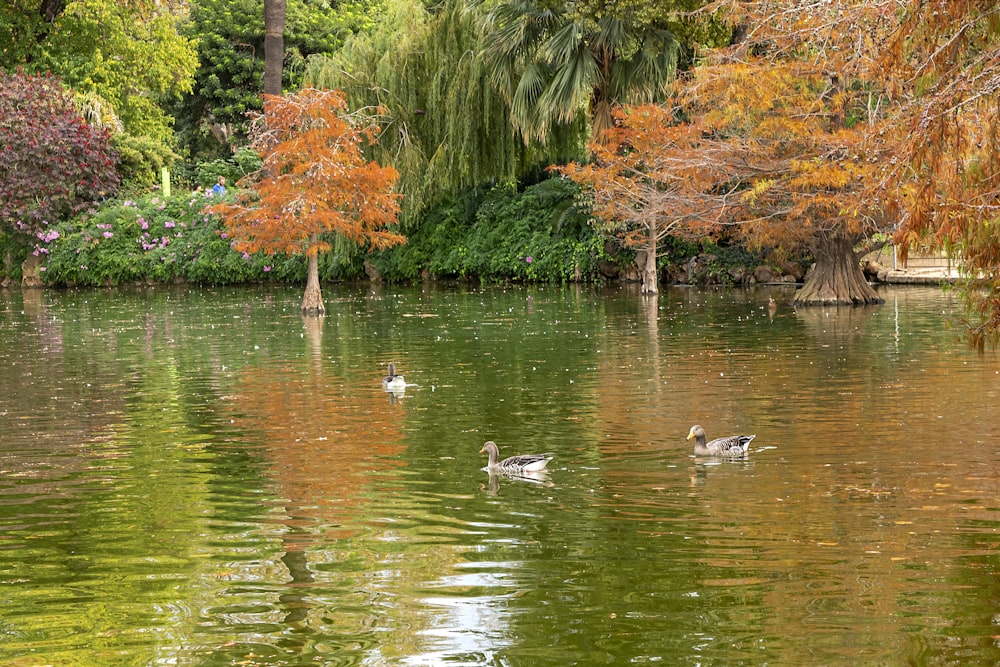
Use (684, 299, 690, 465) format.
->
(382, 362, 406, 391)
(686, 424, 755, 456)
(480, 440, 552, 474)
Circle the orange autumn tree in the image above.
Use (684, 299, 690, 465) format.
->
(881, 2, 1000, 347)
(211, 88, 403, 316)
(559, 62, 884, 301)
(691, 1, 1000, 340)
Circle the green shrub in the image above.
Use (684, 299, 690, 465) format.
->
(112, 132, 180, 190)
(43, 191, 272, 286)
(42, 188, 367, 287)
(373, 178, 609, 282)
(0, 232, 27, 283)
(194, 148, 263, 188)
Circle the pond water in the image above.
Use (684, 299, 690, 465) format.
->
(0, 282, 998, 666)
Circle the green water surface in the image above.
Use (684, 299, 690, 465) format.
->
(0, 283, 998, 666)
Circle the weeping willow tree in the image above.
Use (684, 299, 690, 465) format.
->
(302, 0, 587, 225)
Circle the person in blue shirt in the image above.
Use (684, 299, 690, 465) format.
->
(212, 176, 226, 196)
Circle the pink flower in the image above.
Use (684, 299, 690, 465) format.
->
(264, 265, 271, 272)
(525, 256, 533, 264)
(102, 231, 113, 238)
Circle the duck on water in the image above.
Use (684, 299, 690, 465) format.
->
(382, 362, 405, 391)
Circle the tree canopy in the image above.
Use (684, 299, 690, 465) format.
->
(302, 0, 587, 225)
(561, 0, 1000, 314)
(209, 88, 403, 315)
(703, 0, 1000, 339)
(0, 71, 119, 247)
(558, 54, 885, 299)
(1, 0, 198, 185)
(478, 0, 682, 144)
(177, 0, 380, 157)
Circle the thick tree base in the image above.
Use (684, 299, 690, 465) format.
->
(301, 248, 325, 317)
(637, 245, 659, 295)
(301, 282, 325, 317)
(792, 237, 885, 307)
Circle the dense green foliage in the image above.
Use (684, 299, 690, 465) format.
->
(0, 0, 760, 296)
(176, 0, 382, 159)
(35, 178, 613, 287)
(373, 177, 609, 281)
(302, 0, 588, 225)
(0, 71, 119, 246)
(0, 0, 199, 187)
(39, 190, 352, 287)
(479, 0, 681, 143)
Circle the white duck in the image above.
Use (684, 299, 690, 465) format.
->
(382, 362, 406, 391)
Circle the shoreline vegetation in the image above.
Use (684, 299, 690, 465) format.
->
(3, 178, 819, 293)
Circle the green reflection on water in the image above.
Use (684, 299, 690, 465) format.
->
(0, 284, 998, 666)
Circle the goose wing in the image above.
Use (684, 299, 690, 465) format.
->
(708, 434, 755, 454)
(499, 453, 553, 472)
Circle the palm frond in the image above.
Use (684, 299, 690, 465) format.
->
(592, 15, 627, 56)
(611, 27, 679, 102)
(512, 61, 551, 129)
(539, 44, 596, 125)
(539, 21, 583, 66)
(482, 0, 562, 100)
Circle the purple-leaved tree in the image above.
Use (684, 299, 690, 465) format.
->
(0, 70, 119, 284)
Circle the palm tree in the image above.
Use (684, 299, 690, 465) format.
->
(479, 0, 679, 144)
(263, 0, 286, 96)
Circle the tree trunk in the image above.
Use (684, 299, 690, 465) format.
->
(263, 0, 286, 96)
(591, 96, 614, 146)
(792, 235, 884, 306)
(301, 247, 325, 317)
(40, 0, 66, 23)
(640, 221, 659, 294)
(21, 254, 45, 288)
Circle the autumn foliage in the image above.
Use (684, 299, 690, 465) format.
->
(558, 60, 883, 299)
(210, 88, 403, 315)
(560, 1, 1000, 316)
(211, 88, 403, 257)
(703, 0, 1000, 339)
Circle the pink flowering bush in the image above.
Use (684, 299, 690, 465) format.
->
(41, 191, 323, 286)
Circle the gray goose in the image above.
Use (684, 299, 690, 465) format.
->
(480, 440, 552, 474)
(686, 424, 755, 456)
